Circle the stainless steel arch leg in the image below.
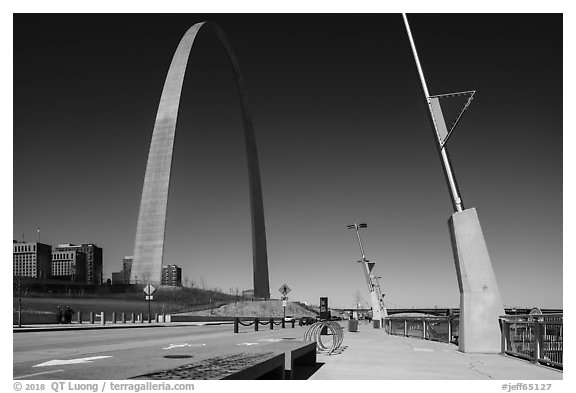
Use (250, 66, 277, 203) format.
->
(131, 22, 270, 298)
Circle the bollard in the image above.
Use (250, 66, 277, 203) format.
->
(90, 312, 95, 324)
(77, 311, 82, 324)
(292, 319, 295, 328)
(234, 318, 239, 333)
(100, 312, 105, 326)
(254, 318, 259, 331)
(404, 320, 407, 337)
(282, 319, 285, 329)
(112, 313, 117, 324)
(122, 313, 126, 324)
(270, 318, 274, 330)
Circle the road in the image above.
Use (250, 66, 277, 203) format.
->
(14, 323, 309, 380)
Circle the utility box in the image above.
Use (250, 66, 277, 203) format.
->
(348, 319, 358, 332)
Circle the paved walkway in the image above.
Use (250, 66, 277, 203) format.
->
(13, 320, 562, 380)
(309, 322, 562, 380)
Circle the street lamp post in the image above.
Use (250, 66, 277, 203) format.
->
(347, 222, 388, 325)
(402, 14, 505, 352)
(402, 14, 465, 213)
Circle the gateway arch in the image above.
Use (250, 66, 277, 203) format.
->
(131, 22, 270, 299)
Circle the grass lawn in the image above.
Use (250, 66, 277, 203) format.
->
(14, 296, 182, 316)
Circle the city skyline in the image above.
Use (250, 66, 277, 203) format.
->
(13, 14, 563, 309)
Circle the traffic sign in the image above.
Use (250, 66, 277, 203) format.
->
(143, 284, 155, 295)
(282, 300, 287, 307)
(278, 283, 291, 297)
(145, 295, 154, 301)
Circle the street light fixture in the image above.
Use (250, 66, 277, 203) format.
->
(347, 222, 388, 324)
(347, 222, 368, 261)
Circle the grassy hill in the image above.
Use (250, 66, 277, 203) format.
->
(177, 300, 318, 318)
(13, 284, 248, 315)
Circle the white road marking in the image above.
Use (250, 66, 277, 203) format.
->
(14, 369, 65, 379)
(163, 343, 207, 349)
(237, 343, 259, 346)
(33, 355, 113, 367)
(258, 338, 282, 342)
(412, 348, 434, 352)
(163, 343, 191, 350)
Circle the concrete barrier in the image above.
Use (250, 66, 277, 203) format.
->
(13, 311, 59, 325)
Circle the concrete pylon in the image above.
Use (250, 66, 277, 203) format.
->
(131, 22, 270, 298)
(448, 207, 504, 353)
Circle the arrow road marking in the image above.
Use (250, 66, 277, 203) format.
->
(163, 343, 191, 350)
(163, 343, 207, 349)
(33, 356, 112, 368)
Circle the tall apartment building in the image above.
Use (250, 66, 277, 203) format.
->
(161, 264, 182, 287)
(51, 250, 87, 282)
(13, 241, 52, 279)
(112, 256, 133, 285)
(123, 256, 133, 282)
(55, 243, 103, 284)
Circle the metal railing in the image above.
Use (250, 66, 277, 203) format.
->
(384, 315, 458, 344)
(233, 317, 295, 333)
(499, 314, 562, 370)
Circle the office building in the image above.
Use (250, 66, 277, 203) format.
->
(112, 256, 133, 285)
(51, 250, 87, 282)
(123, 256, 133, 282)
(242, 289, 255, 299)
(55, 243, 103, 284)
(161, 264, 182, 287)
(13, 241, 52, 279)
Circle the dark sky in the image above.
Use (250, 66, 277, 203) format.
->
(12, 13, 562, 309)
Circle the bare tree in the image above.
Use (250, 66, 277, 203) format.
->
(14, 277, 28, 328)
(353, 290, 364, 309)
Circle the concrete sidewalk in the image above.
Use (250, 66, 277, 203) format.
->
(309, 322, 562, 380)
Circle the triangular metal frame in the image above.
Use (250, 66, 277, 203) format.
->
(428, 90, 475, 147)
